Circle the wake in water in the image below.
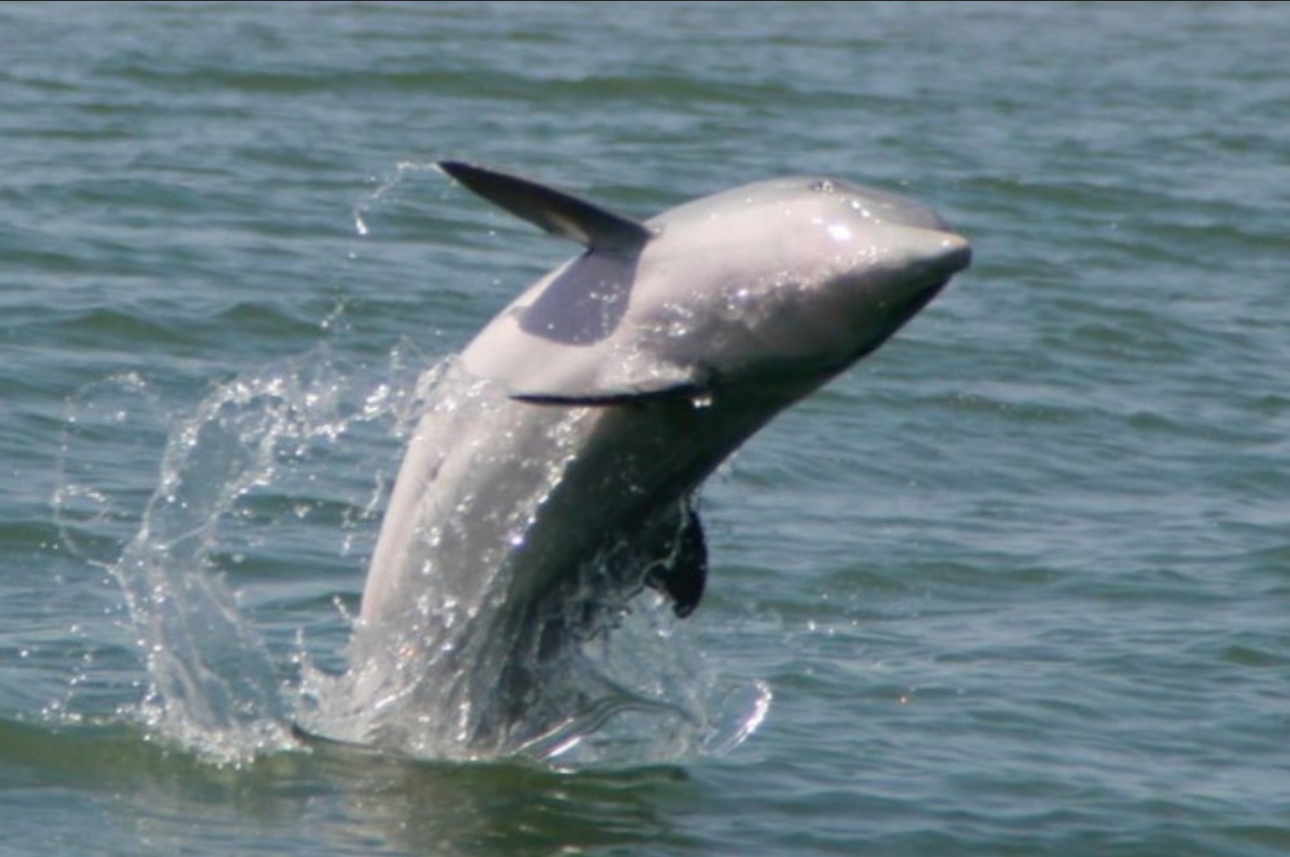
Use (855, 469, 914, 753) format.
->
(54, 347, 769, 767)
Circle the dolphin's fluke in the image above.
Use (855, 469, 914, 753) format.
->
(438, 161, 654, 255)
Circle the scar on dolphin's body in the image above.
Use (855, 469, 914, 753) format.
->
(342, 162, 971, 754)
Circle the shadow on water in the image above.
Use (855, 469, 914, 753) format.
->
(0, 715, 699, 856)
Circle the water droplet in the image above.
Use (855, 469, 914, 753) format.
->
(827, 223, 853, 242)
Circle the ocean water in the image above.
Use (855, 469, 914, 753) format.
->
(3, 1, 1289, 854)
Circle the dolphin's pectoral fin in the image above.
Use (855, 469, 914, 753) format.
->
(510, 364, 714, 407)
(509, 379, 706, 407)
(438, 161, 654, 255)
(644, 505, 708, 619)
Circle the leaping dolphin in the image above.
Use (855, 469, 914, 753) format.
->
(345, 162, 971, 755)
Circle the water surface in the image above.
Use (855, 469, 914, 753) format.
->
(3, 2, 1289, 855)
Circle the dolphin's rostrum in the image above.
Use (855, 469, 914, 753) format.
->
(345, 162, 971, 755)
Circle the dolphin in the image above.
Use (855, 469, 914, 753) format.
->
(345, 162, 970, 755)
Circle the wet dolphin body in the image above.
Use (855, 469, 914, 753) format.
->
(347, 162, 971, 754)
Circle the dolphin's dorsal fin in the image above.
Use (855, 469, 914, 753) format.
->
(438, 161, 654, 255)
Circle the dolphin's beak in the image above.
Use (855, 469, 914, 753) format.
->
(937, 232, 973, 276)
(838, 229, 971, 367)
(919, 231, 972, 308)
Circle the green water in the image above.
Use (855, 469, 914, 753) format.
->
(3, 2, 1289, 854)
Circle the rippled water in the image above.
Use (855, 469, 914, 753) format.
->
(3, 2, 1289, 855)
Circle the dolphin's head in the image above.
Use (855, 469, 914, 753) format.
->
(634, 177, 971, 395)
(453, 166, 969, 406)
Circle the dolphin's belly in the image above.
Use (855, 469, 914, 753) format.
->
(359, 380, 771, 626)
(347, 370, 719, 749)
(358, 375, 594, 629)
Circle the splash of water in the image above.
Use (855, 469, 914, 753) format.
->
(56, 355, 360, 762)
(56, 349, 770, 767)
(352, 160, 442, 237)
(294, 363, 772, 767)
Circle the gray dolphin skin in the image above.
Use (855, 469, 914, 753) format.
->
(347, 162, 971, 754)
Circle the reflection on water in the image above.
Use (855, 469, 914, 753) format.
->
(0, 715, 701, 856)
